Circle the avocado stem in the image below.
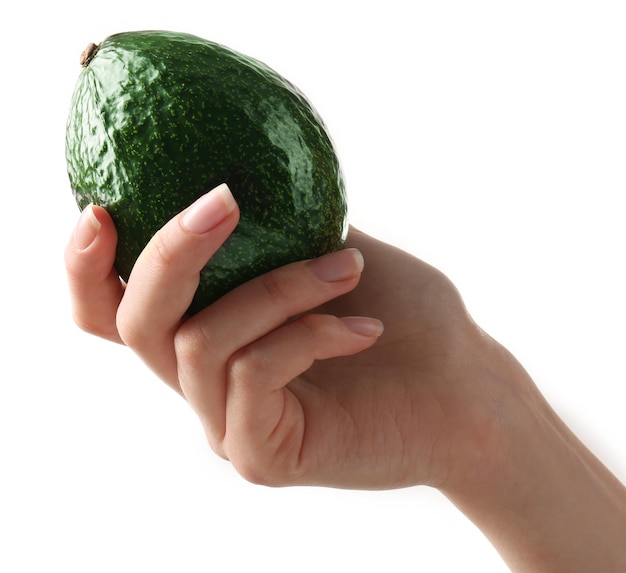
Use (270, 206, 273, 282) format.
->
(80, 43, 100, 67)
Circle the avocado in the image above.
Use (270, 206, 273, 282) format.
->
(66, 30, 347, 314)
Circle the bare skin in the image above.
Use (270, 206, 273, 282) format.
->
(65, 184, 626, 571)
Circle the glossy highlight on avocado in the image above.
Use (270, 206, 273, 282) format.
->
(66, 30, 347, 314)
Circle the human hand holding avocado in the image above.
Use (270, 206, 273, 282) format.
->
(65, 188, 626, 571)
(66, 182, 495, 490)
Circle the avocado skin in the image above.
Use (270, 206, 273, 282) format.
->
(66, 31, 347, 314)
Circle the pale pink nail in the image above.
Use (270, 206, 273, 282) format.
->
(181, 183, 237, 234)
(74, 204, 101, 250)
(307, 248, 364, 282)
(341, 316, 384, 337)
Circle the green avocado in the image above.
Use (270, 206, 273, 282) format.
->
(66, 30, 347, 314)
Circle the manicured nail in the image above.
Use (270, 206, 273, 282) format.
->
(74, 204, 101, 250)
(341, 316, 384, 337)
(307, 248, 364, 282)
(181, 183, 237, 234)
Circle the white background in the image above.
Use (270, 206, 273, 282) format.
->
(2, 1, 625, 571)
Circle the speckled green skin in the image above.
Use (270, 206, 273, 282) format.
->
(66, 31, 347, 314)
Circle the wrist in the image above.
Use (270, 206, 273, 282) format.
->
(439, 338, 626, 572)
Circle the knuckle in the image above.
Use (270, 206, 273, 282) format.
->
(296, 313, 327, 336)
(204, 430, 229, 461)
(289, 314, 330, 349)
(258, 269, 294, 303)
(147, 228, 177, 271)
(64, 248, 82, 282)
(234, 460, 277, 486)
(173, 321, 213, 366)
(229, 449, 301, 487)
(227, 345, 267, 388)
(223, 437, 282, 486)
(115, 311, 143, 349)
(64, 244, 103, 284)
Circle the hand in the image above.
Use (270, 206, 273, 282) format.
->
(64, 183, 503, 490)
(66, 183, 626, 571)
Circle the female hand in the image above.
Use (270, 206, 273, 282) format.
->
(65, 183, 626, 571)
(65, 183, 501, 490)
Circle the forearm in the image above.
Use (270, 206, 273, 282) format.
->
(442, 347, 626, 572)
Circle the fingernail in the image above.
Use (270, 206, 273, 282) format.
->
(307, 248, 364, 282)
(341, 316, 384, 337)
(181, 183, 237, 234)
(74, 204, 101, 250)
